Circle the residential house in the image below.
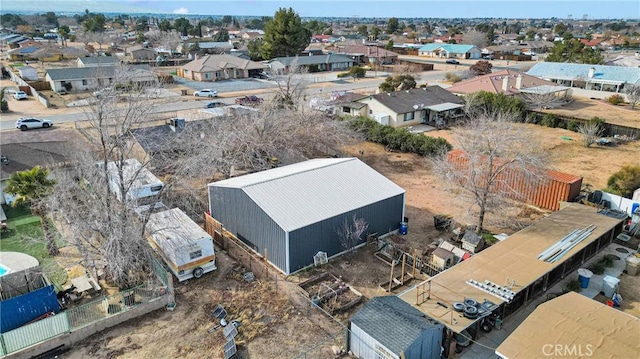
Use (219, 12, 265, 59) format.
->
(76, 56, 119, 67)
(241, 31, 263, 41)
(268, 54, 354, 74)
(311, 34, 332, 43)
(418, 43, 482, 59)
(126, 45, 156, 61)
(433, 34, 462, 43)
(177, 54, 266, 81)
(332, 44, 399, 65)
(461, 231, 484, 254)
(0, 142, 70, 205)
(195, 41, 234, 54)
(16, 65, 38, 81)
(580, 38, 604, 49)
(45, 65, 156, 93)
(355, 86, 465, 128)
(526, 62, 640, 93)
(495, 292, 640, 359)
(398, 204, 623, 341)
(604, 55, 640, 68)
(349, 296, 444, 359)
(331, 92, 368, 116)
(446, 69, 568, 97)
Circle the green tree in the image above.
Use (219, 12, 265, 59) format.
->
(83, 13, 106, 33)
(606, 165, 640, 198)
(0, 88, 9, 113)
(370, 26, 380, 40)
(349, 66, 366, 79)
(222, 15, 232, 26)
(260, 7, 311, 59)
(357, 25, 368, 37)
(386, 17, 399, 34)
(385, 39, 394, 50)
(174, 17, 193, 36)
(5, 167, 58, 256)
(158, 19, 172, 32)
(247, 38, 264, 61)
(44, 11, 58, 26)
(546, 38, 603, 64)
(379, 74, 416, 92)
(213, 28, 229, 42)
(57, 25, 70, 46)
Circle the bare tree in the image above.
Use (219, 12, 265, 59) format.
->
(336, 215, 369, 255)
(430, 112, 548, 233)
(578, 120, 604, 147)
(49, 67, 164, 288)
(520, 89, 572, 110)
(624, 84, 640, 110)
(271, 60, 309, 110)
(462, 30, 488, 49)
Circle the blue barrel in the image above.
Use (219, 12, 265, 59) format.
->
(399, 222, 408, 235)
(578, 268, 593, 289)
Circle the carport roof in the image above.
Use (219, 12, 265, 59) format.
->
(210, 158, 405, 232)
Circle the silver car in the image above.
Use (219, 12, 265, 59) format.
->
(13, 91, 28, 100)
(193, 89, 218, 97)
(15, 117, 53, 131)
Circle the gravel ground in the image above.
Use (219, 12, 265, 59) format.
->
(173, 76, 277, 93)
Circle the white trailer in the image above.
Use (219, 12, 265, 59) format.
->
(103, 159, 164, 203)
(146, 208, 216, 281)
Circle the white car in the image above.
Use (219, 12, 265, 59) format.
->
(194, 89, 218, 98)
(15, 117, 53, 131)
(13, 91, 28, 100)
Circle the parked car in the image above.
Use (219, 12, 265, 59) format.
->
(13, 91, 28, 100)
(235, 95, 263, 106)
(15, 117, 53, 131)
(194, 89, 218, 98)
(446, 59, 460, 65)
(204, 101, 226, 109)
(251, 72, 271, 80)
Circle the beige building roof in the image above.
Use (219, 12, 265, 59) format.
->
(496, 292, 640, 359)
(446, 69, 560, 96)
(398, 203, 623, 333)
(181, 54, 265, 73)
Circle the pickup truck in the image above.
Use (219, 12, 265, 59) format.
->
(235, 95, 264, 106)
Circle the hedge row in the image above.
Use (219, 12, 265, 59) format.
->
(347, 116, 452, 156)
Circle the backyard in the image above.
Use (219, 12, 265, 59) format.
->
(0, 204, 68, 288)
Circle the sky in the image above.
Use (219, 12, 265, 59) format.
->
(3, 0, 639, 19)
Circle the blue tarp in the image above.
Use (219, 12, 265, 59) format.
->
(0, 285, 60, 333)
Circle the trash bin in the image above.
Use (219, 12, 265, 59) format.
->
(625, 256, 640, 276)
(399, 222, 408, 235)
(601, 275, 620, 298)
(577, 268, 593, 288)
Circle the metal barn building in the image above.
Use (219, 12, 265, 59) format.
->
(208, 158, 405, 274)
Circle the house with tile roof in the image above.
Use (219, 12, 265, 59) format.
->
(418, 43, 482, 59)
(331, 44, 398, 65)
(177, 54, 266, 81)
(446, 69, 567, 97)
(355, 86, 465, 128)
(526, 62, 640, 93)
(268, 54, 355, 74)
(349, 296, 444, 359)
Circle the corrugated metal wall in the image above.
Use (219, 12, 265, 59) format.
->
(209, 186, 287, 272)
(1, 311, 69, 353)
(447, 151, 582, 211)
(350, 323, 400, 359)
(0, 285, 60, 333)
(288, 194, 404, 273)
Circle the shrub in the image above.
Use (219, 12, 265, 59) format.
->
(567, 120, 580, 132)
(605, 165, 640, 198)
(540, 114, 559, 127)
(345, 116, 452, 156)
(348, 66, 367, 79)
(337, 72, 350, 78)
(564, 279, 582, 293)
(444, 72, 462, 83)
(607, 94, 624, 105)
(589, 262, 605, 275)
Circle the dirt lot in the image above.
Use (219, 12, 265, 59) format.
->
(541, 97, 640, 129)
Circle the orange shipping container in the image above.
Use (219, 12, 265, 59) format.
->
(447, 150, 582, 211)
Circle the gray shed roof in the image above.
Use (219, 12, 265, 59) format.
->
(210, 158, 405, 232)
(270, 53, 355, 67)
(77, 56, 119, 65)
(46, 65, 153, 81)
(350, 296, 441, 355)
(368, 86, 464, 114)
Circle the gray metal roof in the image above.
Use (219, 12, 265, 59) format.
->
(527, 62, 640, 85)
(46, 65, 152, 81)
(78, 56, 118, 65)
(350, 296, 441, 355)
(210, 158, 405, 232)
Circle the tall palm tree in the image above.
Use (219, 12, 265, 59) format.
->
(5, 166, 58, 255)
